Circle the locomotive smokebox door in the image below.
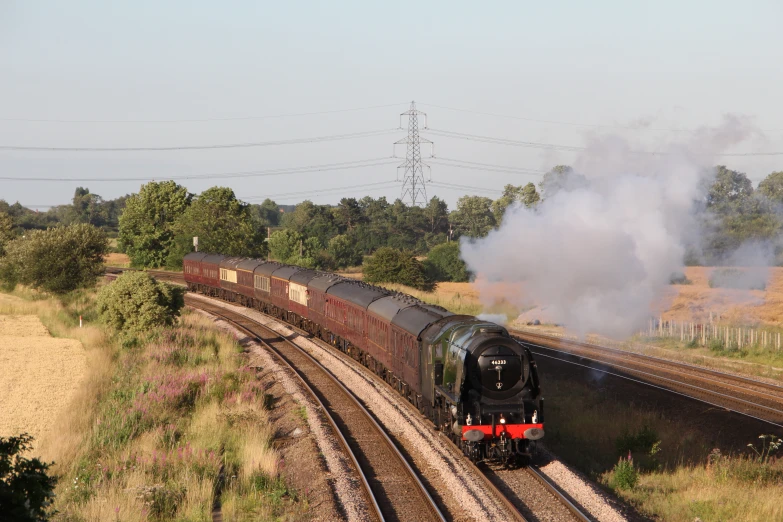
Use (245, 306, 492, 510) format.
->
(433, 363, 444, 385)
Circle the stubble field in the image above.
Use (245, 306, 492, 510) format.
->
(0, 295, 87, 447)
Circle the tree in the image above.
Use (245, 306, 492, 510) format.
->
(757, 171, 783, 204)
(328, 234, 363, 268)
(334, 198, 365, 232)
(168, 187, 264, 268)
(250, 198, 281, 227)
(0, 434, 57, 522)
(97, 271, 185, 332)
(0, 212, 14, 256)
(70, 187, 108, 227)
(281, 200, 338, 246)
(118, 181, 192, 268)
(363, 247, 434, 291)
(492, 183, 540, 223)
(423, 242, 470, 282)
(268, 229, 304, 264)
(450, 196, 496, 238)
(706, 166, 754, 211)
(538, 165, 586, 200)
(0, 224, 108, 294)
(423, 196, 450, 235)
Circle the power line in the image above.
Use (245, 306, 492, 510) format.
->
(0, 157, 398, 182)
(425, 128, 584, 152)
(429, 181, 504, 195)
(0, 128, 397, 152)
(0, 103, 408, 124)
(426, 128, 783, 157)
(431, 156, 545, 175)
(419, 102, 783, 133)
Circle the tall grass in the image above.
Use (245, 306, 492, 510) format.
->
(543, 373, 783, 521)
(1, 288, 307, 520)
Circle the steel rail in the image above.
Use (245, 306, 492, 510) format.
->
(513, 330, 783, 427)
(209, 298, 585, 522)
(512, 328, 783, 396)
(188, 297, 446, 522)
(524, 466, 592, 522)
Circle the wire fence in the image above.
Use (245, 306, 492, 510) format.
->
(514, 316, 783, 353)
(641, 316, 782, 351)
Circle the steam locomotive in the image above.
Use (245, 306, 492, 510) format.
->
(183, 253, 545, 465)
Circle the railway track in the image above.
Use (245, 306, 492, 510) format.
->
(512, 328, 783, 428)
(187, 296, 446, 522)
(187, 294, 592, 521)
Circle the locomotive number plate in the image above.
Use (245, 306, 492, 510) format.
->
(491, 360, 506, 365)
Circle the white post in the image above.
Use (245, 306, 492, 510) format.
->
(79, 315, 83, 328)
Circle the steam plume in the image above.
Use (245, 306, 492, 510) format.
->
(461, 115, 759, 338)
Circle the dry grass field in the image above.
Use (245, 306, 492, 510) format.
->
(0, 300, 87, 449)
(103, 252, 131, 267)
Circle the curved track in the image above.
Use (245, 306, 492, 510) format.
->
(189, 297, 446, 522)
(187, 293, 592, 521)
(512, 329, 783, 428)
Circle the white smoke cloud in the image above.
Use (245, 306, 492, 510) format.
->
(476, 313, 508, 326)
(461, 115, 759, 339)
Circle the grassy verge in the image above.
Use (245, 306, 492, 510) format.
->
(543, 374, 783, 521)
(634, 334, 783, 382)
(1, 288, 307, 521)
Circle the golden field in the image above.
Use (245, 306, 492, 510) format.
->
(0, 297, 87, 447)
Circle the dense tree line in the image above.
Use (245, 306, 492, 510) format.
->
(0, 187, 127, 234)
(2, 164, 783, 291)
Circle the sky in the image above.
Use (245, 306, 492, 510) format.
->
(2, 0, 783, 210)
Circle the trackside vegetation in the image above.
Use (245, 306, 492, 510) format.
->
(1, 285, 307, 520)
(96, 272, 185, 333)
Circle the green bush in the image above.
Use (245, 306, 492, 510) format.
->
(0, 434, 57, 522)
(0, 224, 108, 294)
(423, 242, 470, 282)
(611, 456, 639, 490)
(616, 425, 659, 455)
(363, 247, 434, 291)
(96, 271, 185, 333)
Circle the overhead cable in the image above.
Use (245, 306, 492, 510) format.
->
(0, 129, 398, 152)
(0, 157, 398, 182)
(427, 128, 783, 157)
(0, 103, 407, 124)
(419, 102, 783, 133)
(424, 128, 584, 152)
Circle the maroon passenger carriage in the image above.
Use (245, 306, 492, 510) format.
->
(183, 252, 545, 465)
